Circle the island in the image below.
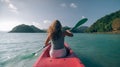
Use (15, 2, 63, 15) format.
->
(86, 10, 120, 33)
(9, 24, 45, 33)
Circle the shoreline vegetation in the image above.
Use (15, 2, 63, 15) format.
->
(9, 10, 120, 34)
(90, 31, 120, 34)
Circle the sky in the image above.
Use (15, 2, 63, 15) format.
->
(0, 0, 120, 31)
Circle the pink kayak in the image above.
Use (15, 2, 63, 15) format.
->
(33, 43, 85, 67)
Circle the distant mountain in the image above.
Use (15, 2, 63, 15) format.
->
(62, 26, 88, 33)
(71, 26, 88, 33)
(9, 24, 45, 33)
(87, 10, 120, 33)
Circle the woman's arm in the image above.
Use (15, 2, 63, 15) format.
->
(64, 30, 73, 37)
(45, 34, 51, 47)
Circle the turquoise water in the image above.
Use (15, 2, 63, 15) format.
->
(0, 33, 120, 67)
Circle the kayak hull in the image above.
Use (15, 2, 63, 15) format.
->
(33, 43, 84, 67)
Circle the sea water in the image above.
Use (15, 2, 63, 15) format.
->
(0, 33, 120, 67)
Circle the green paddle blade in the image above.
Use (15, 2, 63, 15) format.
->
(71, 18, 88, 31)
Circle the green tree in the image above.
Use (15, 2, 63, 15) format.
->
(112, 18, 120, 31)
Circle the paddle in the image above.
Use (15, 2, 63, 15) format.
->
(32, 18, 88, 56)
(32, 46, 46, 56)
(70, 18, 88, 31)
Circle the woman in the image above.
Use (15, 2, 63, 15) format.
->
(45, 20, 73, 58)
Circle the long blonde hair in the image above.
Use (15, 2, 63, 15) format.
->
(47, 20, 62, 40)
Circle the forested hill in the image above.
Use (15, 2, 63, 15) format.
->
(87, 10, 120, 33)
(9, 24, 45, 33)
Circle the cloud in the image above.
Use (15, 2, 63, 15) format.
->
(43, 20, 51, 24)
(82, 16, 85, 18)
(1, 0, 19, 14)
(9, 3, 18, 13)
(41, 20, 51, 29)
(32, 21, 40, 26)
(60, 3, 77, 8)
(70, 3, 77, 8)
(31, 20, 51, 29)
(60, 3, 67, 7)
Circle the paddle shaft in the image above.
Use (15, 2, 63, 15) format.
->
(32, 46, 45, 55)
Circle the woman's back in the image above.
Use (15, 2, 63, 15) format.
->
(45, 20, 73, 58)
(51, 33, 64, 50)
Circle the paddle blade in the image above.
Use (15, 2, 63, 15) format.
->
(73, 18, 88, 30)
